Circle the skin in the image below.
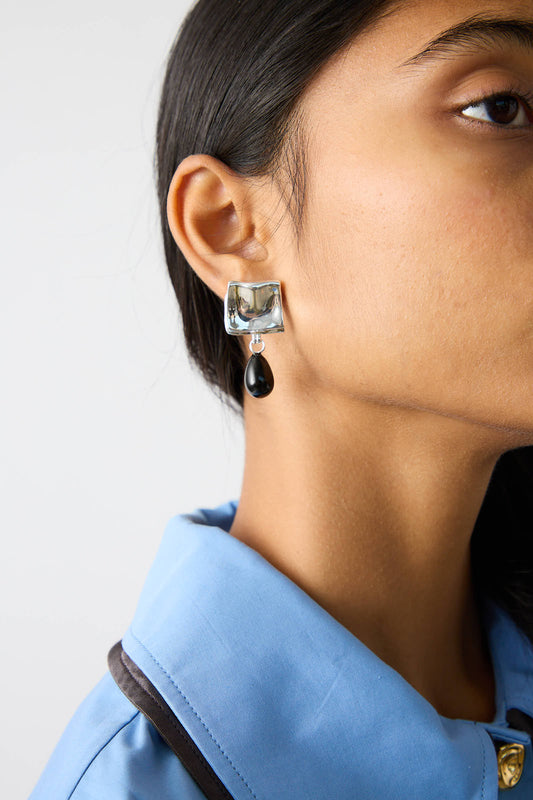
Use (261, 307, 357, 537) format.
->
(166, 0, 533, 722)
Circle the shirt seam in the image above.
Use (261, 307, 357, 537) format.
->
(129, 629, 258, 800)
(472, 723, 487, 800)
(67, 708, 141, 800)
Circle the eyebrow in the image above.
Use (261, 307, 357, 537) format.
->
(400, 16, 533, 68)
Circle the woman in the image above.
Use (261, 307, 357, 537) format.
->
(30, 0, 533, 797)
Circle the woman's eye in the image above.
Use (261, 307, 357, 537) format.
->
(460, 94, 532, 127)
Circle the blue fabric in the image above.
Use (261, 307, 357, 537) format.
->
(30, 499, 533, 799)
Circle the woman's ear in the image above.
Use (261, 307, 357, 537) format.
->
(166, 154, 269, 301)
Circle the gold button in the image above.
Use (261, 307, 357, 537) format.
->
(497, 743, 525, 789)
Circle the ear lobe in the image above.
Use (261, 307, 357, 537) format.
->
(166, 154, 268, 300)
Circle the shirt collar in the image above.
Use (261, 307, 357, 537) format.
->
(122, 499, 533, 800)
(481, 592, 533, 723)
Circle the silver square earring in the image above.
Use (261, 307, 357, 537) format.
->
(224, 280, 284, 398)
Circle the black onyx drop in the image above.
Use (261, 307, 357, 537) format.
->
(244, 353, 274, 398)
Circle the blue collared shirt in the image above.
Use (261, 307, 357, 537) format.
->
(30, 499, 533, 799)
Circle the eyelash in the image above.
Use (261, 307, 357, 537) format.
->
(457, 84, 533, 128)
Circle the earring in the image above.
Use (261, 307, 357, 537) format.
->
(224, 280, 284, 398)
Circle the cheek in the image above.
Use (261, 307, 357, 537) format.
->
(293, 153, 533, 403)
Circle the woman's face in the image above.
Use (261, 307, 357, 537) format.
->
(273, 0, 533, 444)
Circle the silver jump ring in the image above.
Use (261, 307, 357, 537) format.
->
(249, 339, 265, 354)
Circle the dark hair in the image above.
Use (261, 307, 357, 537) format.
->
(155, 0, 397, 414)
(154, 0, 533, 646)
(471, 447, 533, 644)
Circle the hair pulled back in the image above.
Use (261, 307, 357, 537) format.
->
(154, 0, 533, 644)
(155, 0, 395, 412)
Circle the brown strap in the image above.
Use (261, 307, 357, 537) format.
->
(108, 640, 236, 800)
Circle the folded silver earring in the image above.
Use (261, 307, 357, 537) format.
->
(224, 280, 284, 398)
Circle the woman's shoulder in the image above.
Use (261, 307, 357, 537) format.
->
(29, 670, 207, 800)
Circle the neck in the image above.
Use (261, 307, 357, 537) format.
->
(229, 385, 516, 722)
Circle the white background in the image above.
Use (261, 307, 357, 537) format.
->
(0, 2, 245, 796)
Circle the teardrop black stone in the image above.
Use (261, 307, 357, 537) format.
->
(244, 353, 274, 398)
